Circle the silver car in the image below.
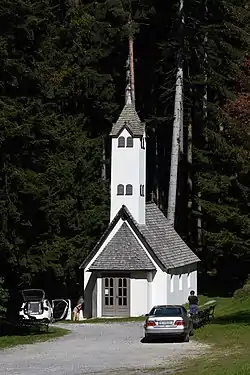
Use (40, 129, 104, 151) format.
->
(144, 305, 193, 342)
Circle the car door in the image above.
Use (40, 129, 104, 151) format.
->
(44, 300, 53, 320)
(52, 299, 70, 321)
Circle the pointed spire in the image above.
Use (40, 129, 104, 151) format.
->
(128, 29, 135, 104)
(125, 57, 132, 105)
(125, 17, 135, 106)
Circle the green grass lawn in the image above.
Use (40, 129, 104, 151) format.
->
(57, 316, 146, 324)
(175, 296, 250, 375)
(0, 321, 69, 350)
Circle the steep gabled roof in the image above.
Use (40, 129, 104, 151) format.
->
(79, 206, 126, 270)
(89, 223, 155, 271)
(110, 104, 145, 137)
(80, 203, 200, 272)
(141, 203, 200, 268)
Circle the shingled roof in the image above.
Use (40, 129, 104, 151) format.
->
(110, 103, 145, 137)
(89, 223, 155, 271)
(141, 203, 200, 268)
(80, 203, 200, 272)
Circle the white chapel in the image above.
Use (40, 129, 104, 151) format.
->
(80, 53, 200, 318)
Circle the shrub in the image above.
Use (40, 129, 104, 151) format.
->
(0, 278, 9, 315)
(233, 276, 250, 300)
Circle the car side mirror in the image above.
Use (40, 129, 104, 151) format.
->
(145, 313, 149, 317)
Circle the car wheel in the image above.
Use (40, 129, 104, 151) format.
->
(183, 332, 190, 342)
(144, 334, 149, 342)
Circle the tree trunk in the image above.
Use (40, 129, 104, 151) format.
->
(101, 136, 106, 180)
(187, 63, 193, 240)
(155, 126, 160, 206)
(197, 0, 208, 246)
(167, 0, 184, 226)
(167, 63, 183, 225)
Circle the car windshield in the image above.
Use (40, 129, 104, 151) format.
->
(149, 307, 182, 317)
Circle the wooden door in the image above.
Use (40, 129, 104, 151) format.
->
(102, 276, 130, 317)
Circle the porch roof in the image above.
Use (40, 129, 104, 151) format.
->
(89, 222, 155, 271)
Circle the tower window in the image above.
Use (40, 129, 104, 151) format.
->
(117, 184, 124, 195)
(179, 274, 183, 291)
(118, 137, 125, 148)
(125, 184, 133, 195)
(141, 137, 145, 149)
(126, 137, 133, 148)
(140, 184, 145, 197)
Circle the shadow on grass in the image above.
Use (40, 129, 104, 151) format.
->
(0, 319, 48, 337)
(212, 310, 250, 325)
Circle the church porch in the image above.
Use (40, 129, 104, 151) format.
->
(84, 270, 157, 318)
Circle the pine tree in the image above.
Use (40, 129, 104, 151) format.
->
(0, 0, 128, 298)
(0, 0, 57, 293)
(153, 0, 250, 289)
(189, 0, 250, 286)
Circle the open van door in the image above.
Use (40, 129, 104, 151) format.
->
(52, 299, 71, 321)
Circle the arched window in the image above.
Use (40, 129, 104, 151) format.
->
(118, 136, 125, 148)
(179, 274, 183, 291)
(117, 184, 124, 195)
(126, 184, 133, 195)
(126, 136, 133, 148)
(170, 275, 174, 293)
(140, 184, 145, 197)
(141, 137, 145, 149)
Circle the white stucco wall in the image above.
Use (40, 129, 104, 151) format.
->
(139, 132, 146, 224)
(151, 271, 168, 307)
(166, 265, 197, 305)
(96, 277, 102, 317)
(129, 269, 168, 316)
(130, 271, 148, 316)
(110, 128, 146, 224)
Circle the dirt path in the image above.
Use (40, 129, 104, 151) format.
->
(0, 322, 207, 374)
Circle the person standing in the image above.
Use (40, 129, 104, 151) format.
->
(72, 296, 84, 321)
(188, 290, 199, 315)
(73, 303, 82, 321)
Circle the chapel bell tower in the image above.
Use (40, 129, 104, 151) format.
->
(109, 37, 146, 225)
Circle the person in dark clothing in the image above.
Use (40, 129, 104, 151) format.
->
(188, 290, 199, 315)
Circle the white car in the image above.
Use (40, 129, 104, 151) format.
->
(144, 305, 193, 342)
(19, 289, 53, 323)
(19, 289, 72, 323)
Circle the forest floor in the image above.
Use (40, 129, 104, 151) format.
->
(173, 296, 250, 375)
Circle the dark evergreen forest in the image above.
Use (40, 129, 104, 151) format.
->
(0, 0, 249, 311)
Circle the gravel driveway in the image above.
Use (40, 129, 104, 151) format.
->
(0, 322, 207, 375)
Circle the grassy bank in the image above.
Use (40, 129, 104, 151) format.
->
(57, 316, 145, 324)
(175, 296, 250, 375)
(0, 321, 69, 350)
